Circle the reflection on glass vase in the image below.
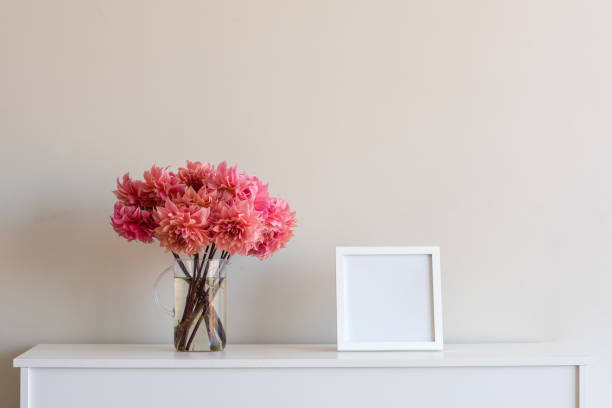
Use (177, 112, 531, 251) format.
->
(155, 247, 230, 352)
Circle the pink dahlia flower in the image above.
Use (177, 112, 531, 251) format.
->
(211, 201, 262, 256)
(154, 200, 211, 255)
(143, 165, 185, 206)
(110, 202, 157, 243)
(249, 197, 296, 259)
(113, 173, 155, 208)
(178, 161, 214, 192)
(178, 186, 218, 209)
(251, 176, 271, 214)
(211, 162, 258, 204)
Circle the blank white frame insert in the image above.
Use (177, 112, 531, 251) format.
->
(336, 247, 443, 351)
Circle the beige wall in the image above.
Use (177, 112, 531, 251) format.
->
(2, 0, 611, 406)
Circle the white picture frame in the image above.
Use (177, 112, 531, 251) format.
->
(336, 246, 443, 351)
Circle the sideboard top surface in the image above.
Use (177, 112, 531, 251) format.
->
(13, 343, 588, 369)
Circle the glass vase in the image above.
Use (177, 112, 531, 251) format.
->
(155, 252, 229, 351)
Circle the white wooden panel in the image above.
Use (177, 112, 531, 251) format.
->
(30, 366, 577, 408)
(13, 343, 589, 368)
(20, 368, 29, 408)
(578, 365, 587, 408)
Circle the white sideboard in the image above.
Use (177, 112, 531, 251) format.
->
(14, 343, 588, 408)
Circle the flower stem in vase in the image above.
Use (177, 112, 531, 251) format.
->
(205, 305, 220, 350)
(174, 251, 207, 351)
(213, 309, 226, 346)
(185, 273, 227, 351)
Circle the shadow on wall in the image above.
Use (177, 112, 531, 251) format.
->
(1, 346, 31, 408)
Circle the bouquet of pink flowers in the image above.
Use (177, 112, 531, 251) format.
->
(110, 161, 296, 351)
(111, 161, 296, 259)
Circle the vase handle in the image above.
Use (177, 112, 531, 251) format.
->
(153, 266, 174, 318)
